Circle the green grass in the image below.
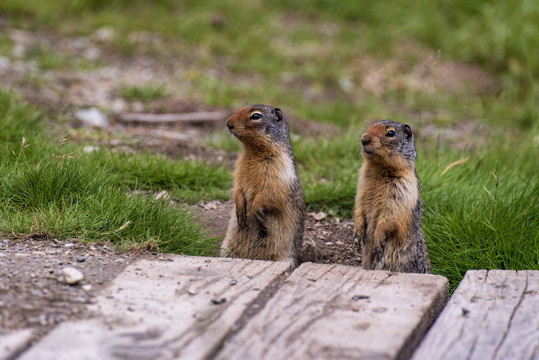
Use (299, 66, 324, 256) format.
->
(86, 150, 232, 203)
(0, 91, 45, 159)
(0, 155, 213, 253)
(120, 83, 167, 102)
(0, 90, 226, 254)
(419, 138, 538, 290)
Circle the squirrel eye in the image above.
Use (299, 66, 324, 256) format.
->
(250, 113, 262, 120)
(386, 130, 396, 137)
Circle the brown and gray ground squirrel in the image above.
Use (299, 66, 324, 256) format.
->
(220, 105, 305, 269)
(354, 120, 431, 273)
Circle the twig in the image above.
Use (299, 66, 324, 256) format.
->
(441, 156, 471, 176)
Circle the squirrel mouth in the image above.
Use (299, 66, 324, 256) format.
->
(228, 128, 240, 137)
(362, 145, 376, 156)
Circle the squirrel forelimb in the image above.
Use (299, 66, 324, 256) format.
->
(233, 188, 247, 230)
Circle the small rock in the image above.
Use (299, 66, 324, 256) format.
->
(352, 295, 370, 300)
(83, 47, 101, 60)
(64, 243, 74, 248)
(308, 212, 327, 221)
(75, 108, 109, 128)
(230, 279, 237, 286)
(76, 256, 86, 263)
(111, 99, 127, 113)
(301, 238, 318, 263)
(62, 267, 84, 285)
(200, 201, 220, 210)
(325, 242, 334, 246)
(211, 297, 226, 305)
(114, 257, 125, 264)
(188, 287, 197, 295)
(83, 145, 99, 153)
(155, 190, 169, 201)
(93, 27, 115, 41)
(82, 284, 92, 292)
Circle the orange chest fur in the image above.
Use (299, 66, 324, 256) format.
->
(357, 168, 418, 219)
(234, 153, 295, 201)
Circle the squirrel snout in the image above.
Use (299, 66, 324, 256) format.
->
(226, 120, 234, 130)
(361, 135, 371, 146)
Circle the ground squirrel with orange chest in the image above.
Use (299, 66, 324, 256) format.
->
(221, 105, 305, 269)
(354, 120, 431, 273)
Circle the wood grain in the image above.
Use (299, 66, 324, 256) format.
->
(412, 270, 539, 360)
(0, 329, 34, 360)
(117, 111, 230, 124)
(215, 263, 448, 360)
(19, 256, 289, 360)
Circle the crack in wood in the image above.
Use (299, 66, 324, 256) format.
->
(207, 272, 289, 360)
(491, 270, 529, 359)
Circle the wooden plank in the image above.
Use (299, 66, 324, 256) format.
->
(117, 111, 230, 124)
(215, 263, 448, 360)
(412, 270, 539, 360)
(0, 329, 34, 360)
(18, 256, 289, 360)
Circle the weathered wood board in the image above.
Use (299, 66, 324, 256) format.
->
(19, 256, 289, 360)
(412, 270, 539, 360)
(0, 329, 34, 360)
(215, 263, 448, 360)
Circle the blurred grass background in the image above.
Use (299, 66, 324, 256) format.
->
(0, 0, 537, 289)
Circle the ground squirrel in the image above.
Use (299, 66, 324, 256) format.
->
(221, 105, 305, 269)
(354, 120, 431, 273)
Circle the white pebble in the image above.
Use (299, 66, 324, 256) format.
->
(75, 108, 109, 128)
(62, 267, 84, 285)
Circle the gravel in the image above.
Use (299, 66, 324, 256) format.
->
(0, 237, 143, 340)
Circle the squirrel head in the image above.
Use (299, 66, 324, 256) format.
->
(361, 120, 416, 169)
(226, 105, 291, 153)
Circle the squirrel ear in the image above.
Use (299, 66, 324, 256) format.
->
(274, 108, 284, 122)
(403, 124, 413, 139)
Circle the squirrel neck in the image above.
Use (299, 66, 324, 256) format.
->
(241, 141, 285, 160)
(363, 158, 416, 179)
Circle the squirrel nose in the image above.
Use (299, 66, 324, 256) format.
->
(361, 135, 370, 146)
(226, 121, 234, 130)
